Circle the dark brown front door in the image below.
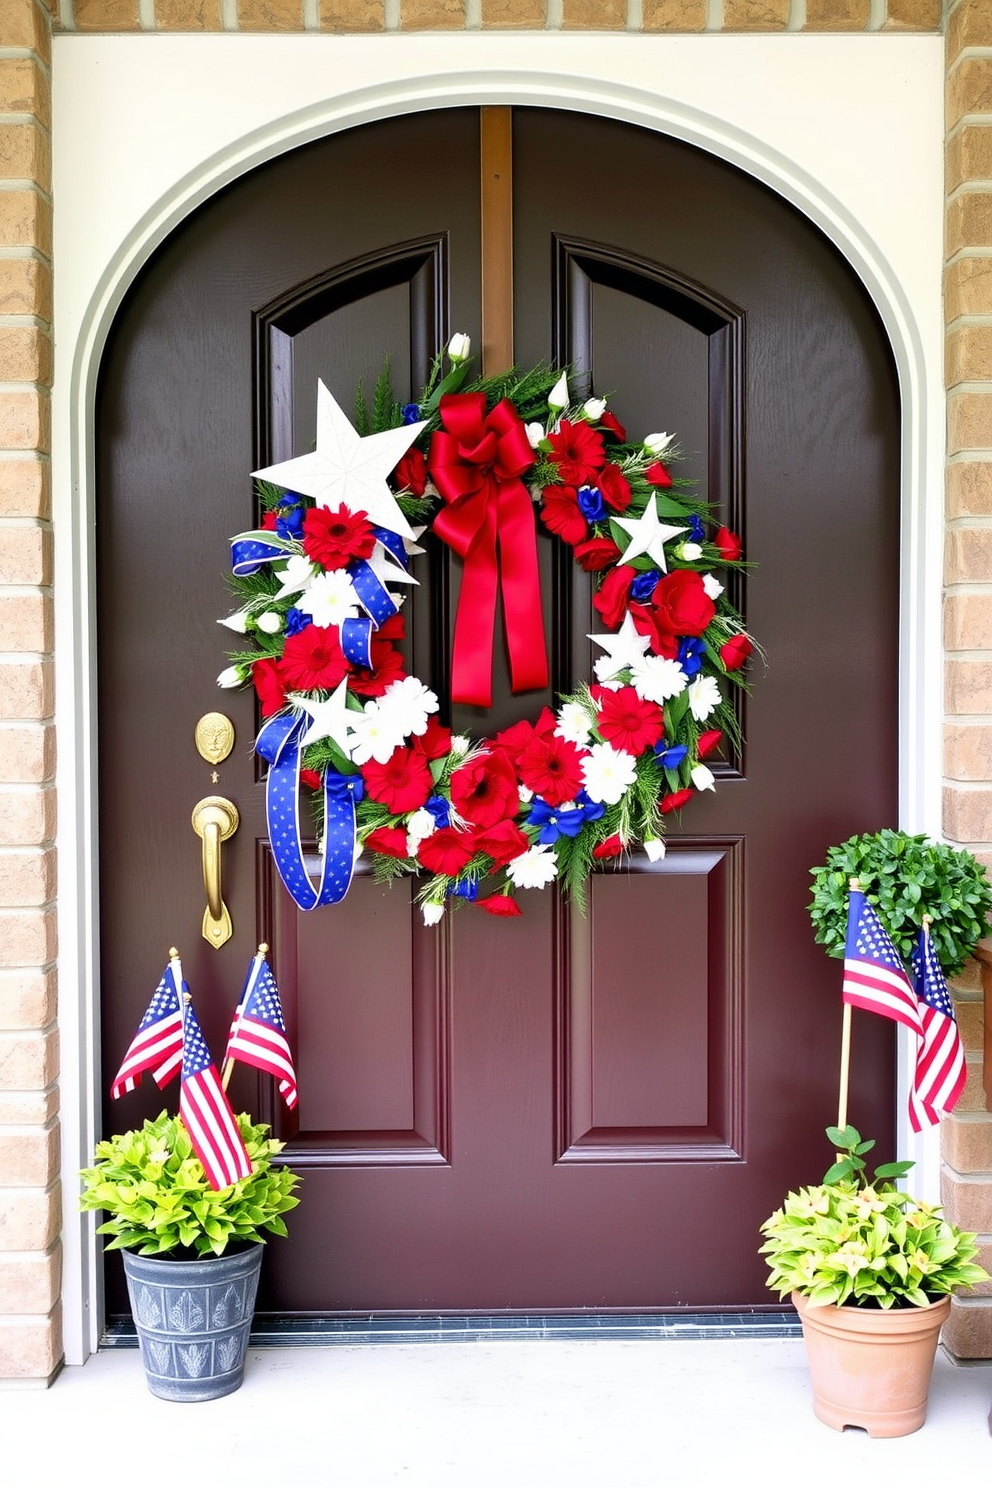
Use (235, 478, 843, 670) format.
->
(97, 107, 899, 1317)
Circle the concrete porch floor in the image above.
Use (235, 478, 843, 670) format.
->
(1, 1338, 990, 1487)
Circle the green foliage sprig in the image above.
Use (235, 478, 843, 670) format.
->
(759, 1126, 987, 1309)
(809, 829, 992, 977)
(79, 1110, 301, 1258)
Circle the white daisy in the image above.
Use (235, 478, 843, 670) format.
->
(581, 742, 638, 805)
(348, 701, 408, 766)
(297, 570, 360, 630)
(507, 844, 560, 890)
(379, 675, 439, 739)
(555, 701, 594, 745)
(687, 675, 722, 722)
(629, 655, 687, 704)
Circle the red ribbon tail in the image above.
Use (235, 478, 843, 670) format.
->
(450, 502, 499, 708)
(498, 480, 549, 695)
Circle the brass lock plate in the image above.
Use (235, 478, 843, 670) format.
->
(194, 712, 235, 766)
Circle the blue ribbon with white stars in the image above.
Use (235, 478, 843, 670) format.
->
(230, 534, 293, 577)
(256, 711, 364, 911)
(340, 617, 374, 670)
(350, 560, 399, 627)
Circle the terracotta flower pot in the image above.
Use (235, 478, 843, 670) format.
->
(792, 1289, 951, 1438)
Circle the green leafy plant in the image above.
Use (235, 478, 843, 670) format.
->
(79, 1110, 301, 1258)
(759, 1126, 987, 1309)
(809, 829, 992, 977)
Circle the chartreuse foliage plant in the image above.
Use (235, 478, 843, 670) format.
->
(79, 1110, 300, 1258)
(809, 829, 992, 978)
(760, 1127, 987, 1310)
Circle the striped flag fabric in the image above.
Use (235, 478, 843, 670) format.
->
(179, 995, 252, 1191)
(110, 962, 184, 1100)
(224, 953, 298, 1109)
(908, 922, 967, 1132)
(843, 888, 923, 1035)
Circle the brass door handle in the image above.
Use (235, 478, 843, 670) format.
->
(191, 795, 240, 949)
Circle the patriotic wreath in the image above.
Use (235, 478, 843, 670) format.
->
(218, 337, 755, 923)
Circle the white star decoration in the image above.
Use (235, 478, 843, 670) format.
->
(588, 611, 652, 680)
(288, 679, 356, 755)
(612, 496, 686, 572)
(253, 380, 426, 543)
(366, 540, 420, 591)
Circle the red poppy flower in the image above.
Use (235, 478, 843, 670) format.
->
(599, 411, 627, 442)
(280, 625, 350, 692)
(597, 686, 664, 755)
(651, 569, 716, 639)
(628, 603, 679, 660)
(260, 511, 279, 531)
(592, 834, 624, 860)
(474, 818, 530, 868)
(540, 486, 588, 546)
(360, 747, 433, 815)
(365, 825, 411, 859)
(517, 734, 585, 806)
(491, 709, 556, 770)
(393, 448, 428, 498)
(414, 716, 452, 760)
(349, 640, 407, 698)
(479, 894, 523, 918)
(548, 419, 606, 486)
(598, 463, 632, 513)
(451, 750, 520, 828)
(253, 657, 288, 717)
(660, 788, 693, 814)
(417, 826, 476, 877)
(303, 504, 377, 570)
(697, 729, 723, 759)
(645, 461, 673, 489)
(573, 536, 622, 572)
(377, 612, 406, 642)
(592, 564, 637, 629)
(720, 634, 753, 671)
(715, 526, 743, 562)
(299, 768, 322, 790)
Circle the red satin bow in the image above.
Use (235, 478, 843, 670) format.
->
(428, 393, 549, 707)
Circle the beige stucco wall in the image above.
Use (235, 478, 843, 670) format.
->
(1, 0, 989, 1383)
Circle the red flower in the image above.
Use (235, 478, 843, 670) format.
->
(592, 564, 637, 629)
(349, 639, 407, 698)
(592, 834, 624, 860)
(280, 625, 350, 692)
(300, 767, 322, 790)
(598, 463, 632, 513)
(479, 894, 523, 918)
(629, 603, 679, 660)
(517, 733, 585, 806)
(597, 686, 664, 755)
(548, 419, 605, 486)
(418, 827, 476, 877)
(376, 612, 406, 642)
(697, 729, 723, 759)
(599, 411, 627, 442)
(715, 526, 743, 562)
(253, 657, 288, 717)
(393, 448, 428, 498)
(540, 485, 588, 546)
(474, 818, 530, 868)
(260, 511, 279, 531)
(574, 536, 622, 572)
(365, 825, 411, 859)
(302, 504, 376, 570)
(660, 788, 693, 814)
(414, 716, 452, 760)
(645, 461, 673, 489)
(360, 747, 433, 815)
(450, 750, 520, 828)
(492, 709, 557, 770)
(652, 569, 716, 639)
(720, 634, 752, 671)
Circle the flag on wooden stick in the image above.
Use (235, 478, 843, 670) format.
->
(223, 948, 298, 1110)
(842, 888, 922, 1035)
(178, 982, 252, 1191)
(908, 918, 967, 1132)
(110, 957, 184, 1100)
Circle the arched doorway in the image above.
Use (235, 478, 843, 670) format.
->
(95, 106, 899, 1320)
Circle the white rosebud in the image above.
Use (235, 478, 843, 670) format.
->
(643, 431, 674, 456)
(643, 839, 666, 863)
(677, 543, 703, 563)
(691, 763, 716, 792)
(702, 573, 724, 601)
(255, 611, 283, 635)
(449, 735, 470, 757)
(218, 608, 251, 634)
(353, 840, 364, 861)
(581, 397, 607, 422)
(448, 333, 471, 364)
(548, 372, 570, 412)
(525, 422, 545, 449)
(216, 666, 243, 689)
(422, 901, 446, 926)
(406, 808, 437, 849)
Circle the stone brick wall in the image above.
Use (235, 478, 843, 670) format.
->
(0, 0, 61, 1384)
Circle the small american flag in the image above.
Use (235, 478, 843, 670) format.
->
(908, 922, 966, 1132)
(179, 997, 252, 1191)
(110, 962, 184, 1100)
(843, 889, 922, 1035)
(225, 954, 298, 1110)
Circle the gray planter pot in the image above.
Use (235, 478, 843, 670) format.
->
(122, 1244, 263, 1401)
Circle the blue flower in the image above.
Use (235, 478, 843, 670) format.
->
(630, 570, 661, 604)
(426, 795, 451, 829)
(688, 514, 705, 544)
(402, 403, 422, 425)
(577, 485, 607, 522)
(285, 607, 312, 637)
(276, 505, 305, 540)
(527, 798, 586, 844)
(576, 790, 605, 824)
(450, 879, 479, 902)
(677, 637, 707, 678)
(655, 742, 688, 770)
